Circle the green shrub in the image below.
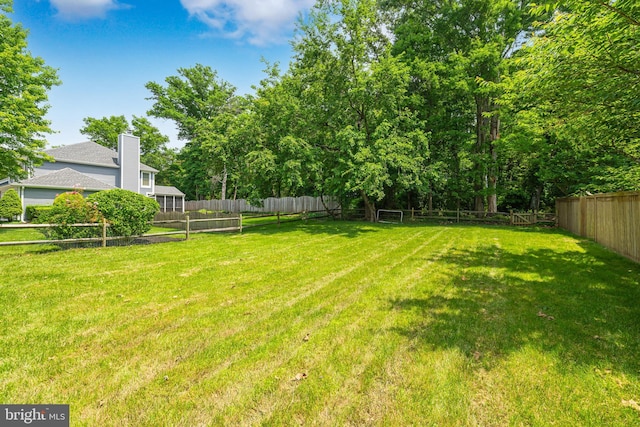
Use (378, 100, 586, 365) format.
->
(26, 205, 53, 223)
(88, 189, 159, 236)
(45, 192, 103, 239)
(0, 189, 23, 221)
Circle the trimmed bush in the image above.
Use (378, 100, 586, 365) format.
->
(45, 192, 103, 240)
(26, 205, 53, 223)
(88, 189, 159, 236)
(0, 189, 23, 221)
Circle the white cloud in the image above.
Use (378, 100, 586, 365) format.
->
(48, 0, 128, 20)
(180, 0, 315, 45)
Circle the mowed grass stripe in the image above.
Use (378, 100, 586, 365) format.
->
(309, 232, 463, 425)
(1, 226, 390, 406)
(291, 229, 461, 425)
(104, 226, 445, 424)
(0, 225, 369, 364)
(213, 227, 454, 425)
(57, 224, 416, 424)
(1, 223, 433, 416)
(2, 222, 640, 426)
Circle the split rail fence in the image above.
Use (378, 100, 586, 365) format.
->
(556, 191, 640, 263)
(366, 209, 556, 225)
(0, 213, 242, 248)
(0, 210, 329, 248)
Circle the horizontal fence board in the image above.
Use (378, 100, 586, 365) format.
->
(557, 192, 640, 263)
(0, 214, 243, 247)
(185, 196, 340, 214)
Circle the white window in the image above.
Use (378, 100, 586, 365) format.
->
(141, 172, 151, 188)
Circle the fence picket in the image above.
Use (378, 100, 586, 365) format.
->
(557, 191, 640, 263)
(185, 196, 340, 214)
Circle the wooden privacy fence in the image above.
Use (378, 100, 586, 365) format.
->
(186, 196, 340, 214)
(556, 191, 640, 263)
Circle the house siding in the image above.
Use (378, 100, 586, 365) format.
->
(35, 161, 118, 187)
(20, 187, 99, 220)
(4, 136, 186, 219)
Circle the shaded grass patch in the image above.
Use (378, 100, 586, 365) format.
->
(1, 221, 639, 425)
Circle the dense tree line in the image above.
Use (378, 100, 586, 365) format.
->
(4, 0, 637, 217)
(144, 0, 638, 214)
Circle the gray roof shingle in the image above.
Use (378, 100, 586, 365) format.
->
(45, 141, 158, 172)
(154, 185, 185, 196)
(18, 168, 116, 191)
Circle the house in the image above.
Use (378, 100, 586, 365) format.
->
(0, 133, 185, 219)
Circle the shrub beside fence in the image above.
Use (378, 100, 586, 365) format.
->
(0, 213, 242, 248)
(0, 211, 333, 249)
(556, 191, 640, 263)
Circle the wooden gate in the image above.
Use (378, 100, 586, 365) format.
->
(511, 212, 537, 226)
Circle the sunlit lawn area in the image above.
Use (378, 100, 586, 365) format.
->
(1, 221, 639, 425)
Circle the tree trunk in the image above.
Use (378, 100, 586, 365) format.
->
(487, 113, 500, 213)
(531, 186, 542, 212)
(220, 166, 228, 201)
(474, 96, 489, 216)
(361, 191, 376, 222)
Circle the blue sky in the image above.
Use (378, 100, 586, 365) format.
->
(10, 0, 315, 148)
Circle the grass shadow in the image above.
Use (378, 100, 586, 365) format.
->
(389, 240, 640, 376)
(243, 218, 382, 238)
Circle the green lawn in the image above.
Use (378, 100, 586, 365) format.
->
(1, 221, 639, 426)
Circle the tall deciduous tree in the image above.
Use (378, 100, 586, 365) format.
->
(145, 64, 243, 200)
(243, 62, 319, 201)
(383, 0, 538, 212)
(282, 0, 429, 220)
(79, 115, 129, 150)
(505, 0, 640, 195)
(0, 0, 60, 180)
(130, 116, 177, 185)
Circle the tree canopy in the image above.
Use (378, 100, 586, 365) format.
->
(142, 0, 638, 215)
(504, 0, 640, 195)
(146, 64, 247, 200)
(0, 0, 60, 180)
(287, 0, 429, 219)
(7, 0, 634, 216)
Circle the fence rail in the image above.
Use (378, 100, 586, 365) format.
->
(372, 209, 555, 225)
(185, 196, 340, 214)
(556, 191, 640, 263)
(0, 214, 242, 248)
(0, 211, 331, 248)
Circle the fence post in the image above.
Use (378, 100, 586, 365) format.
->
(277, 211, 280, 226)
(102, 218, 107, 247)
(457, 209, 460, 223)
(411, 208, 414, 221)
(593, 196, 598, 242)
(510, 210, 514, 225)
(239, 214, 243, 234)
(185, 213, 190, 240)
